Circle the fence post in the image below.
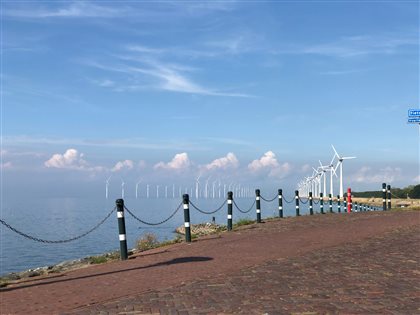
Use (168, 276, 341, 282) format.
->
(343, 194, 347, 212)
(347, 188, 352, 213)
(227, 191, 233, 231)
(309, 192, 313, 215)
(320, 192, 324, 214)
(295, 190, 300, 216)
(255, 189, 262, 223)
(337, 195, 341, 213)
(355, 202, 358, 212)
(183, 194, 192, 242)
(387, 184, 392, 210)
(382, 183, 387, 211)
(116, 199, 128, 261)
(328, 194, 333, 213)
(278, 189, 283, 218)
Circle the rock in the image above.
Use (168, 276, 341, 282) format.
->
(176, 222, 223, 236)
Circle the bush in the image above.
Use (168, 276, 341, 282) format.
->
(234, 218, 254, 227)
(136, 233, 160, 251)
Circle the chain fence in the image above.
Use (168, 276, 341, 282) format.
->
(189, 199, 227, 215)
(260, 194, 278, 202)
(124, 202, 183, 226)
(313, 199, 320, 204)
(0, 207, 116, 244)
(233, 199, 255, 214)
(282, 195, 295, 203)
(298, 197, 308, 204)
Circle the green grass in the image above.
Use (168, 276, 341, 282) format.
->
(233, 218, 255, 227)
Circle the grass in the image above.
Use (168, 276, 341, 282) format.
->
(233, 218, 255, 227)
(136, 233, 160, 251)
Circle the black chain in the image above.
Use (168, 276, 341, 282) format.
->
(233, 199, 255, 214)
(260, 195, 277, 202)
(299, 197, 308, 204)
(313, 199, 320, 204)
(124, 202, 182, 226)
(189, 199, 227, 215)
(0, 207, 116, 244)
(282, 195, 294, 203)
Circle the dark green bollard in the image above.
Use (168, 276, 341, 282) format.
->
(227, 191, 233, 231)
(255, 189, 262, 223)
(116, 199, 128, 260)
(183, 194, 192, 242)
(309, 192, 314, 215)
(382, 183, 387, 211)
(295, 190, 300, 216)
(329, 194, 333, 213)
(337, 195, 341, 213)
(278, 189, 283, 218)
(387, 184, 392, 210)
(320, 193, 324, 214)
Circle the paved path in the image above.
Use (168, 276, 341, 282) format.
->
(1, 211, 419, 314)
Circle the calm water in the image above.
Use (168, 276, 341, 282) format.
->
(0, 194, 310, 275)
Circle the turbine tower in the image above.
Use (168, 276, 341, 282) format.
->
(135, 179, 142, 199)
(332, 145, 356, 199)
(121, 179, 125, 199)
(105, 175, 112, 199)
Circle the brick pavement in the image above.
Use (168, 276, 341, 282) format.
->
(1, 211, 419, 314)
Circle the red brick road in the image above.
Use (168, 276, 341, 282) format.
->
(1, 211, 419, 314)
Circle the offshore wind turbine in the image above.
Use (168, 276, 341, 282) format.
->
(135, 179, 142, 199)
(105, 175, 112, 199)
(332, 145, 356, 199)
(319, 161, 329, 197)
(121, 179, 125, 199)
(195, 175, 201, 199)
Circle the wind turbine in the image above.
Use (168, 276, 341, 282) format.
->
(205, 176, 211, 199)
(156, 185, 160, 199)
(146, 184, 150, 199)
(135, 179, 142, 199)
(332, 145, 356, 199)
(105, 175, 112, 199)
(121, 179, 125, 199)
(327, 154, 338, 198)
(318, 161, 329, 197)
(195, 175, 201, 199)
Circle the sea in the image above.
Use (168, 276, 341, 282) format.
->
(0, 194, 309, 275)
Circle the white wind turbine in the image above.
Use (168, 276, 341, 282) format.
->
(332, 145, 356, 199)
(327, 154, 338, 198)
(105, 175, 112, 199)
(121, 179, 125, 199)
(318, 161, 329, 197)
(195, 175, 201, 199)
(135, 179, 142, 199)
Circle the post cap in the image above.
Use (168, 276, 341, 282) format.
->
(255, 189, 260, 195)
(228, 191, 233, 198)
(182, 194, 189, 202)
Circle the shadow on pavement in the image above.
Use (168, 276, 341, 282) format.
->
(0, 256, 213, 292)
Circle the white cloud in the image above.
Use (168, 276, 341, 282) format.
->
(300, 164, 311, 173)
(205, 153, 239, 171)
(248, 151, 279, 172)
(44, 148, 103, 172)
(6, 2, 125, 18)
(154, 152, 190, 170)
(0, 161, 13, 170)
(248, 151, 292, 179)
(111, 160, 134, 172)
(351, 166, 402, 184)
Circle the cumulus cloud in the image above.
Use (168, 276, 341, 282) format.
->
(112, 160, 134, 172)
(44, 148, 103, 172)
(352, 166, 402, 183)
(248, 151, 292, 178)
(205, 152, 239, 171)
(0, 161, 13, 170)
(248, 151, 279, 172)
(154, 152, 190, 170)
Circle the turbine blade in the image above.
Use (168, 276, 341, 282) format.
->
(331, 144, 340, 158)
(342, 156, 356, 160)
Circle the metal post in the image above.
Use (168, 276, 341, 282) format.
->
(387, 184, 391, 210)
(116, 199, 128, 261)
(328, 194, 333, 213)
(382, 183, 387, 211)
(320, 192, 324, 214)
(227, 191, 233, 231)
(337, 195, 341, 213)
(343, 194, 347, 212)
(347, 188, 352, 213)
(278, 189, 283, 218)
(255, 189, 261, 223)
(295, 190, 300, 216)
(309, 192, 313, 215)
(354, 202, 358, 212)
(183, 194, 192, 242)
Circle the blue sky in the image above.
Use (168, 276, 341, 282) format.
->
(1, 1, 419, 198)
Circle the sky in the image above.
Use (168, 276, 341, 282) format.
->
(0, 0, 419, 199)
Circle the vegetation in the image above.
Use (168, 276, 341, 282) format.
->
(136, 233, 160, 251)
(234, 218, 255, 227)
(353, 184, 420, 199)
